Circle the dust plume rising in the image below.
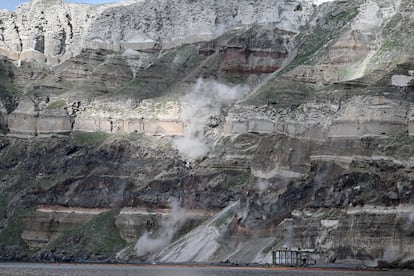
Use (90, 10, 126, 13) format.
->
(174, 78, 247, 161)
(135, 199, 192, 257)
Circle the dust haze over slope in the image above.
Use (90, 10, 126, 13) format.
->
(174, 79, 247, 161)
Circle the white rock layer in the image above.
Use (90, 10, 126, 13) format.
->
(0, 0, 326, 64)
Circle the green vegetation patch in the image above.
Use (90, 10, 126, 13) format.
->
(0, 192, 9, 221)
(214, 137, 232, 153)
(37, 173, 68, 191)
(383, 132, 414, 159)
(0, 140, 27, 169)
(47, 100, 66, 109)
(368, 0, 414, 72)
(46, 211, 127, 259)
(245, 78, 316, 106)
(262, 239, 281, 254)
(71, 131, 110, 147)
(0, 208, 33, 256)
(117, 45, 207, 101)
(0, 61, 18, 112)
(280, 3, 359, 75)
(245, 1, 360, 105)
(227, 172, 250, 187)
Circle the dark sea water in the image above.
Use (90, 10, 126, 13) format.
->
(0, 263, 411, 276)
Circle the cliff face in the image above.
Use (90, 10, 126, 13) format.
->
(0, 0, 319, 65)
(0, 0, 414, 269)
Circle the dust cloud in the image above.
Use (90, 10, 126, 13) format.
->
(135, 199, 193, 257)
(174, 78, 247, 161)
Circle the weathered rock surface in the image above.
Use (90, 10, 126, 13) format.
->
(0, 0, 325, 65)
(21, 206, 108, 249)
(0, 0, 414, 270)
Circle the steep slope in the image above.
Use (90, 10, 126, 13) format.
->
(0, 0, 320, 65)
(0, 0, 413, 269)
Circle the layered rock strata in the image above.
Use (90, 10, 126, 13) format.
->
(0, 0, 323, 65)
(21, 206, 108, 249)
(0, 0, 414, 269)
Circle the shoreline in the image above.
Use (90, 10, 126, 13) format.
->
(1, 261, 412, 276)
(0, 260, 396, 271)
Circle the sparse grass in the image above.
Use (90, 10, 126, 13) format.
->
(0, 208, 33, 254)
(245, 78, 315, 106)
(383, 132, 414, 159)
(128, 78, 144, 86)
(0, 141, 27, 169)
(262, 239, 280, 254)
(46, 211, 127, 259)
(71, 131, 110, 147)
(227, 173, 249, 187)
(368, 2, 414, 71)
(38, 178, 55, 190)
(118, 45, 207, 101)
(0, 65, 18, 112)
(0, 193, 8, 220)
(111, 131, 144, 143)
(37, 173, 68, 190)
(327, 9, 359, 23)
(246, 1, 360, 105)
(214, 137, 232, 152)
(47, 100, 66, 109)
(279, 3, 359, 75)
(0, 63, 16, 92)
